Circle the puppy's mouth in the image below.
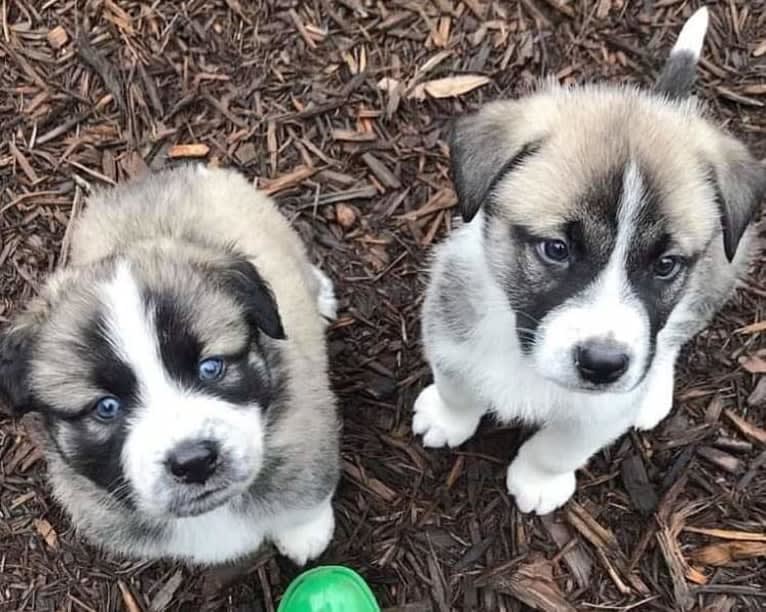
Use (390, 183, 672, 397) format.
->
(167, 485, 239, 518)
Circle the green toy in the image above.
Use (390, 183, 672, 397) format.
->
(277, 566, 381, 612)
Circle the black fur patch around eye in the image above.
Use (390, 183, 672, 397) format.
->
(149, 290, 279, 411)
(151, 292, 201, 383)
(508, 223, 611, 352)
(51, 311, 140, 502)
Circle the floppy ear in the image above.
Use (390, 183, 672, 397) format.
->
(448, 106, 542, 223)
(0, 322, 38, 416)
(655, 7, 708, 99)
(709, 149, 766, 262)
(217, 258, 286, 340)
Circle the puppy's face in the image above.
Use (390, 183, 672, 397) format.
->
(0, 251, 285, 518)
(449, 18, 765, 393)
(484, 146, 713, 393)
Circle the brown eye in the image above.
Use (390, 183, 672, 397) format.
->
(653, 255, 683, 280)
(537, 239, 570, 264)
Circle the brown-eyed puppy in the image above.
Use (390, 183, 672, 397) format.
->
(413, 8, 765, 514)
(0, 164, 340, 565)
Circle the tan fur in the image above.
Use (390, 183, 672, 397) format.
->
(472, 82, 755, 253)
(66, 164, 335, 451)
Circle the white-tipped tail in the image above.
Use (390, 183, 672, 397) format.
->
(672, 6, 709, 59)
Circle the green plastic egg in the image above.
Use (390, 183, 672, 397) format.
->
(277, 566, 381, 612)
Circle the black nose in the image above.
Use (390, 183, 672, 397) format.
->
(575, 342, 629, 385)
(167, 440, 219, 484)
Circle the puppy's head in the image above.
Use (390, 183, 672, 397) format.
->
(449, 8, 765, 393)
(0, 248, 285, 518)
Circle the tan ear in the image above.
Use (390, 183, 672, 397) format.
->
(710, 144, 766, 262)
(448, 102, 542, 223)
(0, 306, 46, 415)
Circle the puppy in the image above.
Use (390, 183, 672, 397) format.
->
(0, 165, 340, 565)
(413, 8, 765, 515)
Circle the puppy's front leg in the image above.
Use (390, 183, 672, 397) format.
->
(270, 496, 335, 566)
(507, 414, 632, 515)
(413, 369, 486, 448)
(634, 345, 679, 431)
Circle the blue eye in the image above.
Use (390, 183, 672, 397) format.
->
(198, 357, 225, 382)
(94, 396, 121, 420)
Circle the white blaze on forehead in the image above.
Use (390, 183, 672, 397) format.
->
(585, 161, 647, 324)
(101, 261, 167, 394)
(532, 161, 652, 392)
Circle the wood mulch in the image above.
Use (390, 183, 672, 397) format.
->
(1, 1, 765, 610)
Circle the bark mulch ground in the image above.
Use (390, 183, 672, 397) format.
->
(1, 1, 766, 610)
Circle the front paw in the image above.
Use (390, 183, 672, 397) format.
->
(506, 459, 576, 515)
(412, 384, 479, 448)
(634, 387, 674, 432)
(311, 265, 338, 322)
(272, 499, 335, 566)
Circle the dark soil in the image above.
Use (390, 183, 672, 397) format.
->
(1, 1, 765, 611)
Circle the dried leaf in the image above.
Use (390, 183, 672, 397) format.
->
(420, 75, 491, 99)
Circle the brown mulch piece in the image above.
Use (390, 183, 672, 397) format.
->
(1, 1, 765, 610)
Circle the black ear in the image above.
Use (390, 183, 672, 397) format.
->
(448, 110, 542, 223)
(710, 155, 766, 262)
(655, 7, 708, 100)
(217, 258, 286, 340)
(0, 325, 37, 416)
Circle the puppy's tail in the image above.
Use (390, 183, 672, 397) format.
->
(655, 6, 709, 100)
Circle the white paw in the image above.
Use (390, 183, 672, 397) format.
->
(311, 265, 338, 322)
(634, 381, 674, 431)
(506, 458, 576, 515)
(412, 384, 480, 448)
(272, 499, 335, 566)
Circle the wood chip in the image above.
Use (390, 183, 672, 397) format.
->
(150, 570, 184, 611)
(259, 165, 316, 195)
(168, 144, 210, 159)
(419, 75, 491, 99)
(724, 409, 766, 445)
(621, 453, 659, 516)
(540, 515, 592, 589)
(33, 518, 58, 549)
(118, 581, 142, 612)
(47, 26, 69, 49)
(331, 128, 377, 142)
(691, 542, 766, 567)
(739, 353, 766, 373)
(483, 557, 577, 612)
(735, 319, 766, 334)
(697, 446, 742, 474)
(684, 527, 766, 542)
(335, 203, 358, 229)
(362, 152, 401, 189)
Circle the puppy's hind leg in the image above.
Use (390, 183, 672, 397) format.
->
(413, 369, 486, 448)
(309, 265, 338, 322)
